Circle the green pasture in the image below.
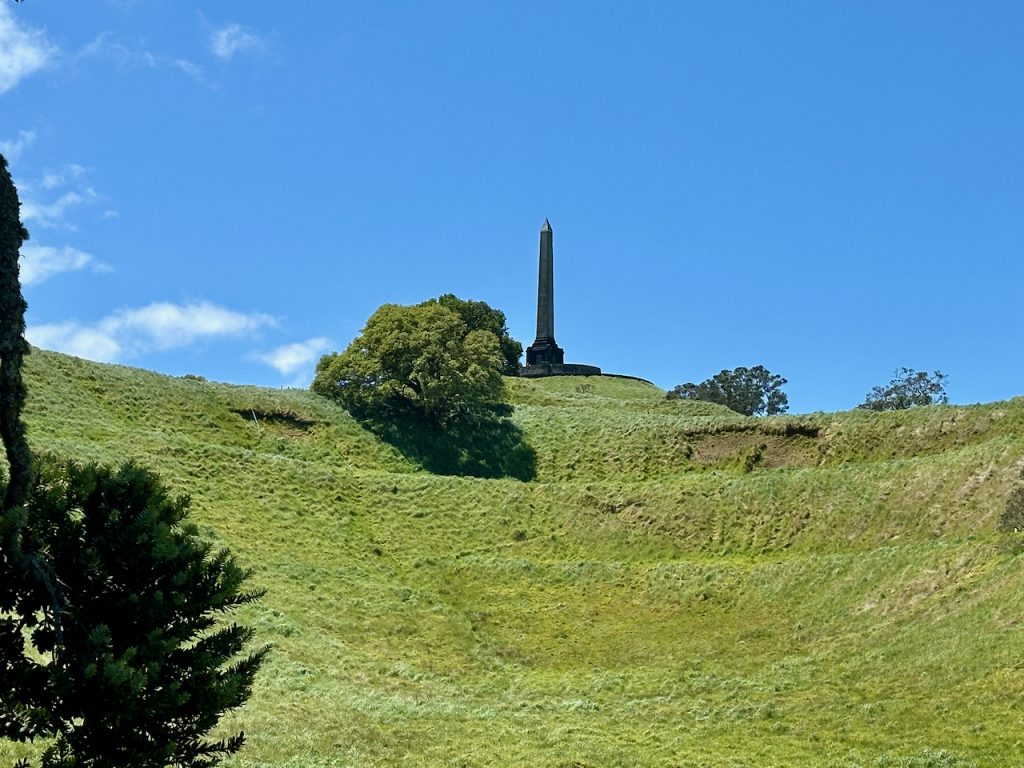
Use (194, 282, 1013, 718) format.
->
(4, 350, 1024, 767)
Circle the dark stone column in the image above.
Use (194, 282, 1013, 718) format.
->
(526, 219, 564, 365)
(536, 219, 554, 341)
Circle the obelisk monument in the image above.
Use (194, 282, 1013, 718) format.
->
(526, 219, 565, 366)
(521, 219, 602, 378)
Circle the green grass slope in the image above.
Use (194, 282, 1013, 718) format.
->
(5, 350, 1024, 767)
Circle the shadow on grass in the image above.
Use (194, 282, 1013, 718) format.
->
(352, 401, 537, 481)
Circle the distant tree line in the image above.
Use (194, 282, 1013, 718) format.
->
(666, 366, 949, 416)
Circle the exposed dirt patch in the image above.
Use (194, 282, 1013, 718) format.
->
(232, 408, 319, 437)
(688, 432, 820, 470)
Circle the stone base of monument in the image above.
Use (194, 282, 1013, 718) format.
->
(520, 362, 603, 378)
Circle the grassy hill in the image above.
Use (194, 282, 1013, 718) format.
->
(5, 349, 1024, 767)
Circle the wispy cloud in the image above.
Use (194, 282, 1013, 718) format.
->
(255, 337, 333, 375)
(0, 129, 36, 163)
(40, 163, 86, 189)
(77, 33, 210, 86)
(19, 243, 108, 286)
(172, 58, 206, 84)
(0, 4, 57, 94)
(5, 138, 111, 287)
(21, 189, 98, 229)
(209, 22, 265, 60)
(28, 301, 277, 363)
(16, 161, 101, 229)
(76, 32, 157, 70)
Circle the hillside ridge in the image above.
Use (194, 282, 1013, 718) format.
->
(4, 349, 1024, 767)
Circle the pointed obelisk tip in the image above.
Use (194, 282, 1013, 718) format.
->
(541, 218, 552, 232)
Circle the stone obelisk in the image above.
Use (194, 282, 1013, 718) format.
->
(526, 219, 564, 366)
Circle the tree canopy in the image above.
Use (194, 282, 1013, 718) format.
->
(422, 294, 522, 375)
(859, 368, 948, 411)
(312, 301, 506, 422)
(667, 365, 789, 416)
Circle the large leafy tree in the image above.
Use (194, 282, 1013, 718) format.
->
(667, 365, 789, 416)
(421, 294, 522, 375)
(312, 302, 506, 422)
(859, 368, 948, 411)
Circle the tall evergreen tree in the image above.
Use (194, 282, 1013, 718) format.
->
(0, 152, 32, 520)
(0, 153, 52, 753)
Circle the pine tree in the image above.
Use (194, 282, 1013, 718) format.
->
(0, 151, 49, 758)
(0, 151, 32, 522)
(5, 459, 267, 768)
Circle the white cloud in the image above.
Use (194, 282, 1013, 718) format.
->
(19, 243, 107, 285)
(0, 128, 36, 163)
(18, 163, 99, 229)
(20, 189, 94, 229)
(28, 322, 122, 362)
(27, 301, 276, 363)
(40, 163, 86, 189)
(0, 4, 57, 94)
(109, 301, 276, 350)
(209, 23, 264, 60)
(255, 337, 333, 377)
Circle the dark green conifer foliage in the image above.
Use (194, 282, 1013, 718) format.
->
(0, 153, 50, 751)
(0, 152, 32, 518)
(2, 458, 268, 768)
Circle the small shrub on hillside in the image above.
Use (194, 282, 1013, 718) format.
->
(741, 444, 766, 473)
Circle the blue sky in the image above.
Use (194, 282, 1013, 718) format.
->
(1, 2, 1022, 413)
